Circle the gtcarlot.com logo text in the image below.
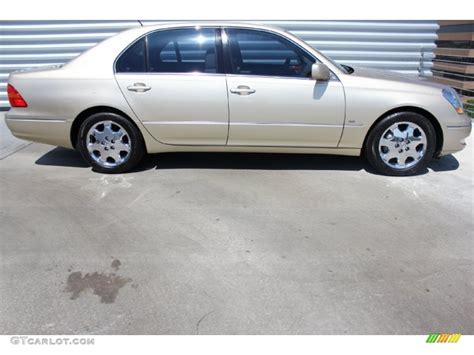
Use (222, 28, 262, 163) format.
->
(10, 336, 95, 346)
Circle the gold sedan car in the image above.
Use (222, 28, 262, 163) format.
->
(5, 22, 472, 175)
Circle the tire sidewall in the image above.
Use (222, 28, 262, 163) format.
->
(365, 112, 436, 176)
(77, 112, 145, 173)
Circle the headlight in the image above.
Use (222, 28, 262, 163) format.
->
(442, 87, 464, 114)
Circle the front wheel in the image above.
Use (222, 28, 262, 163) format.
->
(364, 112, 437, 176)
(77, 112, 145, 173)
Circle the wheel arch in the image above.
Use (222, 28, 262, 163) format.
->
(362, 106, 443, 156)
(70, 106, 144, 150)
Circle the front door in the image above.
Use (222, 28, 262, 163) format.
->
(115, 27, 229, 145)
(224, 28, 345, 147)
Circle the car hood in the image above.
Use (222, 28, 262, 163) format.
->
(349, 66, 446, 90)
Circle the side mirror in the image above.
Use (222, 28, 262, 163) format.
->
(311, 63, 330, 81)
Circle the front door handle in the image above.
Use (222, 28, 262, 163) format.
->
(127, 83, 151, 92)
(230, 85, 256, 95)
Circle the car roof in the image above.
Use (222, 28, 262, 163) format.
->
(123, 21, 288, 38)
(138, 21, 283, 31)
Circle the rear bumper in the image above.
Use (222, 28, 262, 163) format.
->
(440, 122, 472, 156)
(5, 114, 73, 148)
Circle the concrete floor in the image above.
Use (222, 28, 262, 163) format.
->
(0, 113, 473, 335)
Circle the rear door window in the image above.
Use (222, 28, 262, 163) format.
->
(147, 28, 218, 73)
(115, 37, 146, 73)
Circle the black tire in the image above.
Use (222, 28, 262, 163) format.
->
(77, 112, 145, 174)
(364, 112, 437, 176)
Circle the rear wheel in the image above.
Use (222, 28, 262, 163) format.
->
(77, 112, 145, 173)
(365, 112, 436, 176)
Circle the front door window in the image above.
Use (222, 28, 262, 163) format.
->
(226, 28, 314, 78)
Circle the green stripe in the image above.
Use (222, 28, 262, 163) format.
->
(426, 333, 439, 343)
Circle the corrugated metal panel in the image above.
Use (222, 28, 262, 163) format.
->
(0, 20, 438, 109)
(0, 21, 140, 108)
(258, 20, 437, 74)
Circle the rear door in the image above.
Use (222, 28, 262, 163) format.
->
(115, 27, 229, 145)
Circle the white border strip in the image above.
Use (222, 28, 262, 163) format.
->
(0, 0, 472, 20)
(1, 335, 473, 355)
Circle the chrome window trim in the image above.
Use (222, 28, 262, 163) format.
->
(114, 71, 338, 82)
(225, 73, 339, 82)
(115, 71, 227, 77)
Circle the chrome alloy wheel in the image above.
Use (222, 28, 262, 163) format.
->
(378, 121, 427, 169)
(86, 120, 132, 168)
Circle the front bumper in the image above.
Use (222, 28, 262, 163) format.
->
(440, 121, 472, 156)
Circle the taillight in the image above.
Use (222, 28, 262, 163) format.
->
(7, 84, 28, 108)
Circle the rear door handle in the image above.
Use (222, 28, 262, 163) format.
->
(230, 85, 256, 95)
(127, 83, 151, 92)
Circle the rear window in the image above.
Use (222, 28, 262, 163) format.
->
(115, 38, 146, 73)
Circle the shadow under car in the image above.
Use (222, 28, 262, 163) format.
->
(35, 147, 460, 175)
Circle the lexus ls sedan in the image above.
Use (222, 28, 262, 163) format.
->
(5, 22, 472, 175)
